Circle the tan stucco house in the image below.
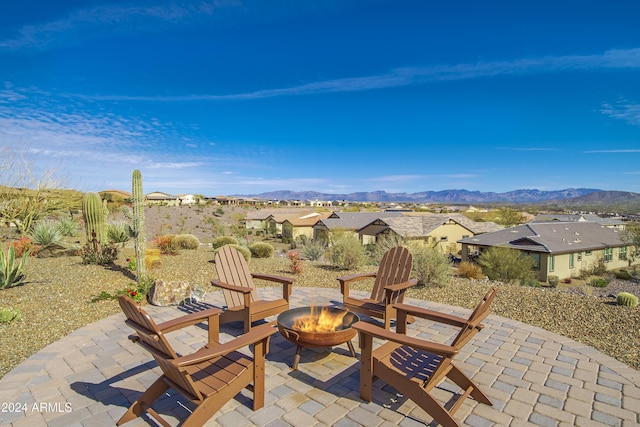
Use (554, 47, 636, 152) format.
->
(458, 221, 633, 282)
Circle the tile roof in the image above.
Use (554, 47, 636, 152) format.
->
(458, 222, 625, 254)
(315, 211, 403, 230)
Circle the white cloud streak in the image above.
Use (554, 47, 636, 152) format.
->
(600, 100, 640, 126)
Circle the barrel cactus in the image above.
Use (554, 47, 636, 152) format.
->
(616, 292, 638, 307)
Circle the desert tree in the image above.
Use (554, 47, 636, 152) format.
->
(619, 222, 640, 266)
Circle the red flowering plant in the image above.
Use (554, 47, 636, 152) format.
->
(12, 237, 38, 257)
(153, 234, 178, 255)
(287, 250, 303, 275)
(126, 287, 144, 303)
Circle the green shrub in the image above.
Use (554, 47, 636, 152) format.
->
(547, 275, 559, 288)
(589, 277, 609, 288)
(328, 234, 367, 270)
(301, 241, 327, 261)
(0, 244, 30, 289)
(81, 242, 119, 265)
(520, 277, 541, 287)
(410, 245, 451, 288)
(29, 219, 64, 248)
(174, 234, 201, 250)
(477, 247, 535, 283)
(249, 242, 274, 258)
(457, 261, 484, 280)
(590, 259, 607, 276)
(614, 269, 632, 280)
(211, 236, 239, 250)
(55, 217, 80, 236)
(215, 244, 251, 262)
(0, 307, 21, 324)
(371, 234, 408, 264)
(616, 292, 639, 307)
(107, 220, 131, 244)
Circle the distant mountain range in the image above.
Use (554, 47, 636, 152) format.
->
(240, 188, 603, 203)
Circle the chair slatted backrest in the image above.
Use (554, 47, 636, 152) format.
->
(118, 295, 203, 402)
(214, 246, 258, 308)
(370, 246, 413, 303)
(450, 286, 497, 349)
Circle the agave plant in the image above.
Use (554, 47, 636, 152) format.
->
(0, 244, 30, 289)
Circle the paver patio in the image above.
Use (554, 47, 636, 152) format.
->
(1, 287, 638, 426)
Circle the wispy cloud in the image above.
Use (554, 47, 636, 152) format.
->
(583, 149, 640, 153)
(76, 47, 640, 102)
(496, 147, 561, 152)
(0, 1, 242, 52)
(600, 99, 640, 126)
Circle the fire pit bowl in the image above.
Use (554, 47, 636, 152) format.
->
(277, 306, 360, 369)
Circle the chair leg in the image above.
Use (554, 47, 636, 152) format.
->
(403, 381, 461, 427)
(446, 364, 493, 406)
(117, 376, 170, 425)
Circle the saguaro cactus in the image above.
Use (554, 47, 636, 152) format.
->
(82, 192, 106, 250)
(132, 169, 146, 281)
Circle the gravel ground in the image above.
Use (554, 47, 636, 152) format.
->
(1, 247, 639, 379)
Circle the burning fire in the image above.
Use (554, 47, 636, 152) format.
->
(292, 306, 347, 332)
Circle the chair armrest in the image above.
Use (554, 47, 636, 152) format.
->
(211, 279, 254, 294)
(174, 324, 277, 367)
(337, 272, 376, 285)
(384, 278, 418, 293)
(156, 307, 222, 334)
(251, 273, 295, 285)
(353, 321, 458, 357)
(393, 303, 470, 328)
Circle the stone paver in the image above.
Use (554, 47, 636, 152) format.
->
(1, 287, 639, 426)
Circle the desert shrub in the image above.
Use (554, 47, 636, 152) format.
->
(288, 250, 303, 274)
(300, 240, 327, 261)
(0, 307, 21, 324)
(410, 246, 451, 288)
(477, 247, 535, 283)
(589, 277, 609, 288)
(12, 237, 39, 257)
(249, 242, 275, 258)
(590, 258, 607, 276)
(616, 292, 639, 307)
(29, 219, 64, 248)
(547, 275, 559, 288)
(107, 220, 131, 245)
(1, 244, 30, 289)
(174, 234, 201, 250)
(81, 242, 119, 265)
(371, 234, 408, 264)
(615, 269, 632, 280)
(563, 277, 572, 284)
(214, 244, 251, 262)
(520, 277, 541, 287)
(212, 236, 239, 250)
(457, 261, 483, 280)
(55, 217, 80, 236)
(154, 234, 179, 255)
(328, 234, 367, 270)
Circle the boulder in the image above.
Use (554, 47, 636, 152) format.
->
(147, 280, 206, 306)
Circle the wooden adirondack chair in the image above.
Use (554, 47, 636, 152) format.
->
(117, 294, 276, 427)
(337, 246, 418, 329)
(211, 245, 294, 332)
(353, 286, 498, 427)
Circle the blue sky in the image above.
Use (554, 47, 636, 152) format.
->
(1, 0, 639, 196)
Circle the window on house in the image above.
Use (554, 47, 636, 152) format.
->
(528, 253, 540, 270)
(577, 252, 582, 262)
(549, 255, 554, 272)
(603, 247, 613, 263)
(585, 250, 592, 256)
(440, 236, 448, 242)
(569, 252, 574, 269)
(619, 246, 627, 261)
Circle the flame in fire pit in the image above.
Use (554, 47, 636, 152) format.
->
(292, 306, 347, 332)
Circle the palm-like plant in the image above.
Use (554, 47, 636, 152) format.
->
(1, 244, 30, 289)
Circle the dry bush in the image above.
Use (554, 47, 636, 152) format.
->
(457, 261, 484, 280)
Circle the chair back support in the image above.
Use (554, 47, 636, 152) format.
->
(371, 246, 413, 302)
(214, 246, 258, 308)
(450, 286, 497, 349)
(118, 295, 203, 401)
